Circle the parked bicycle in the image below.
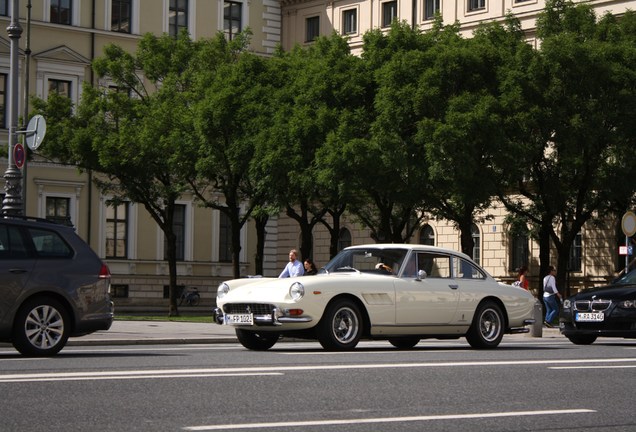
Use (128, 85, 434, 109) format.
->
(178, 287, 200, 307)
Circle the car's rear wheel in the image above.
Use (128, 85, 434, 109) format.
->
(466, 301, 504, 349)
(388, 337, 420, 349)
(12, 297, 70, 357)
(566, 334, 597, 345)
(235, 329, 279, 350)
(317, 299, 363, 351)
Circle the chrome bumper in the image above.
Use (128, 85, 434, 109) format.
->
(213, 307, 312, 326)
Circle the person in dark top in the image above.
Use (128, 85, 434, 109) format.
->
(303, 258, 318, 275)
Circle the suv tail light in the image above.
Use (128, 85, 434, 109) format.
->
(99, 263, 111, 279)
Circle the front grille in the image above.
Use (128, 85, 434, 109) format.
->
(223, 303, 275, 315)
(573, 299, 612, 311)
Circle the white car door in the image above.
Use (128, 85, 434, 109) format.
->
(395, 252, 460, 324)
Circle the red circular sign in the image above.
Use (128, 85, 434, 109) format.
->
(14, 143, 25, 169)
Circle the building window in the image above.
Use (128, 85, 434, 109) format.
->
(0, 73, 6, 129)
(342, 9, 357, 35)
(46, 197, 72, 226)
(471, 223, 481, 265)
(164, 204, 185, 261)
(305, 15, 320, 42)
(0, 1, 8, 17)
(169, 0, 188, 37)
(110, 284, 129, 298)
(105, 201, 128, 259)
(424, 0, 440, 20)
(382, 1, 397, 28)
(419, 224, 435, 246)
(219, 211, 232, 262)
(111, 0, 132, 33)
(338, 228, 352, 251)
(568, 232, 582, 272)
(468, 0, 486, 12)
(510, 232, 529, 272)
(50, 0, 72, 25)
(48, 79, 72, 99)
(224, 1, 242, 41)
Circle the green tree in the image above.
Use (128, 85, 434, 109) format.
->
(258, 34, 365, 260)
(500, 1, 636, 294)
(34, 31, 218, 316)
(189, 31, 273, 279)
(344, 21, 437, 244)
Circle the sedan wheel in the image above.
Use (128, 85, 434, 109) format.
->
(235, 329, 279, 351)
(466, 301, 504, 349)
(318, 299, 363, 351)
(388, 337, 420, 349)
(566, 335, 597, 345)
(12, 297, 70, 357)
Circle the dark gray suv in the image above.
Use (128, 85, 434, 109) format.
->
(0, 216, 114, 356)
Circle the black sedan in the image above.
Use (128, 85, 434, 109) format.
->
(560, 269, 636, 345)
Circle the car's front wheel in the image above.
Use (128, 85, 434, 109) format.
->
(235, 329, 279, 350)
(466, 301, 504, 349)
(317, 299, 363, 351)
(12, 297, 70, 357)
(566, 334, 597, 345)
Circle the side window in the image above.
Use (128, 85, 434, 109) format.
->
(0, 225, 29, 259)
(28, 228, 73, 258)
(417, 253, 450, 278)
(453, 257, 486, 279)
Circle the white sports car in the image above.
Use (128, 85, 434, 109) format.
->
(213, 244, 536, 351)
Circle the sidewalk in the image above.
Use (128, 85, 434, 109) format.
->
(67, 320, 563, 346)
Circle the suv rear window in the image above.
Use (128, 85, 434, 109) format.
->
(28, 228, 73, 258)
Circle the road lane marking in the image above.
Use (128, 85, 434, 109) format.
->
(0, 358, 634, 383)
(183, 409, 596, 430)
(550, 365, 636, 370)
(0, 372, 282, 383)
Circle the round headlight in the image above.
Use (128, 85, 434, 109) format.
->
(217, 282, 230, 299)
(289, 282, 305, 301)
(563, 299, 571, 309)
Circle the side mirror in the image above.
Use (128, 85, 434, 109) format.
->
(417, 269, 427, 280)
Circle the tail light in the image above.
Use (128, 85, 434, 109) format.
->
(99, 263, 111, 279)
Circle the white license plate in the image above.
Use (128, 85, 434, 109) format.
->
(575, 312, 604, 322)
(224, 313, 254, 325)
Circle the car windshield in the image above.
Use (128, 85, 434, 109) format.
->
(321, 247, 408, 275)
(614, 269, 636, 285)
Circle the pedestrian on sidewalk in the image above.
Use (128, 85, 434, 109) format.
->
(279, 249, 304, 278)
(543, 265, 562, 327)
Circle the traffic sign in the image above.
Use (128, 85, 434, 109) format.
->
(25, 114, 46, 151)
(622, 211, 636, 237)
(13, 143, 25, 169)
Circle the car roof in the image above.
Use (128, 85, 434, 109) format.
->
(344, 243, 472, 260)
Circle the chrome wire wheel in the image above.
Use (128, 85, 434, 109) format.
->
(318, 299, 363, 351)
(478, 307, 502, 343)
(466, 301, 504, 349)
(331, 306, 359, 345)
(25, 305, 65, 350)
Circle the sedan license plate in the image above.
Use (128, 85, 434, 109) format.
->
(224, 313, 254, 325)
(575, 312, 604, 322)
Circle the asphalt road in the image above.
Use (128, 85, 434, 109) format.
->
(1, 334, 635, 432)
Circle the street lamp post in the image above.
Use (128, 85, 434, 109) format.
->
(2, 0, 23, 215)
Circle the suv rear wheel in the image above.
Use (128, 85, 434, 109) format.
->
(12, 297, 70, 357)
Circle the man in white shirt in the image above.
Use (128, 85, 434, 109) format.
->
(279, 249, 304, 278)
